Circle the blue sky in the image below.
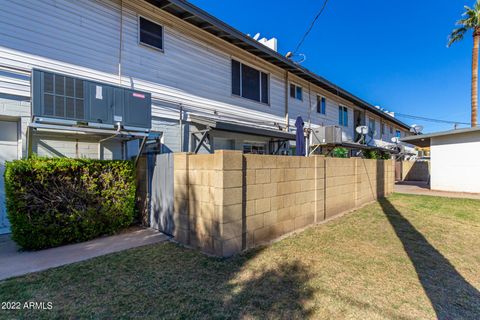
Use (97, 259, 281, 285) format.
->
(189, 0, 475, 133)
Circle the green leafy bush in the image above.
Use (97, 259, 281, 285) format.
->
(4, 157, 136, 250)
(332, 147, 349, 158)
(364, 150, 392, 160)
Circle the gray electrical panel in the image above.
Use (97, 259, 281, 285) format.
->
(32, 69, 152, 130)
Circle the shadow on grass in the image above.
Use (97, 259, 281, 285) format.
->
(223, 258, 314, 319)
(378, 198, 480, 319)
(0, 245, 315, 319)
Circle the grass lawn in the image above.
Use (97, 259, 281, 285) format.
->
(0, 193, 479, 319)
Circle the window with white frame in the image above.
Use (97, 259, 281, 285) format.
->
(338, 106, 348, 126)
(290, 83, 303, 101)
(381, 122, 385, 136)
(389, 125, 393, 134)
(139, 16, 164, 51)
(232, 60, 269, 104)
(317, 96, 326, 114)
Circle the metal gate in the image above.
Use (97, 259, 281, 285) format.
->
(148, 153, 174, 235)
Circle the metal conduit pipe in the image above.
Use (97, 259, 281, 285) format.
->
(98, 122, 122, 160)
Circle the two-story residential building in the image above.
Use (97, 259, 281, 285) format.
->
(0, 0, 411, 233)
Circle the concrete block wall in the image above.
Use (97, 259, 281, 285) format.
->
(325, 158, 357, 218)
(172, 151, 244, 256)
(399, 161, 430, 182)
(243, 154, 320, 249)
(171, 151, 394, 256)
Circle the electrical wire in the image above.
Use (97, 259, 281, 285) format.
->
(395, 112, 478, 126)
(293, 0, 331, 55)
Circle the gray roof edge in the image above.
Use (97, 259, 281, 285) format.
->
(401, 127, 480, 142)
(152, 0, 411, 130)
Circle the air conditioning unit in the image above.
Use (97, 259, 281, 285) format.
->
(32, 69, 152, 131)
(310, 126, 342, 145)
(325, 126, 342, 144)
(310, 127, 326, 145)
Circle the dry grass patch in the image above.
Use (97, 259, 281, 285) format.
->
(0, 193, 479, 319)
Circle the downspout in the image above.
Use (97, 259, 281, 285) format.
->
(118, 0, 123, 85)
(285, 71, 289, 131)
(179, 104, 183, 152)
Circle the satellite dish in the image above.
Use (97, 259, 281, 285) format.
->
(355, 125, 368, 135)
(410, 124, 423, 135)
(391, 137, 399, 143)
(253, 33, 261, 40)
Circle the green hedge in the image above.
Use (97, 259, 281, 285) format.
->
(4, 157, 136, 250)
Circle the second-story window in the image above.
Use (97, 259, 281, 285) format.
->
(396, 130, 402, 138)
(290, 83, 303, 101)
(368, 118, 376, 137)
(381, 123, 385, 136)
(390, 126, 393, 134)
(338, 106, 348, 126)
(232, 60, 269, 104)
(139, 16, 164, 51)
(317, 96, 326, 114)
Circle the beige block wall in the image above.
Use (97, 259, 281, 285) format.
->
(400, 161, 430, 182)
(243, 154, 320, 249)
(171, 151, 394, 257)
(325, 158, 357, 218)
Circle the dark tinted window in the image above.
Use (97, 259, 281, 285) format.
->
(139, 17, 163, 50)
(261, 72, 269, 104)
(231, 59, 269, 104)
(232, 60, 241, 96)
(242, 63, 260, 101)
(290, 84, 296, 98)
(290, 84, 303, 100)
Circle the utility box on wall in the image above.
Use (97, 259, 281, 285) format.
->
(32, 69, 152, 130)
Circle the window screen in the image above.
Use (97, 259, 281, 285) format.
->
(139, 16, 163, 50)
(231, 59, 269, 104)
(42, 72, 84, 119)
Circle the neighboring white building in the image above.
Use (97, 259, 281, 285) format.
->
(0, 0, 412, 233)
(402, 127, 480, 193)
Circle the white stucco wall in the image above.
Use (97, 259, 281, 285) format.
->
(430, 131, 480, 193)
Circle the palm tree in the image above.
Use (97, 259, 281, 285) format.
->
(448, 1, 480, 127)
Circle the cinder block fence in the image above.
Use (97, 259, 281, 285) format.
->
(169, 151, 394, 257)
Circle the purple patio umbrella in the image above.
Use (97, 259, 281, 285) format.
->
(295, 116, 305, 156)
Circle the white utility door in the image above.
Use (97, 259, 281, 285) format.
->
(0, 120, 18, 234)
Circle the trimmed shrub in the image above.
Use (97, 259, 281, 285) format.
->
(4, 157, 136, 250)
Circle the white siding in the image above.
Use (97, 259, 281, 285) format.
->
(431, 132, 480, 193)
(0, 0, 406, 154)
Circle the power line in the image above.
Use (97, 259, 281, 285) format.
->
(395, 112, 478, 126)
(293, 0, 331, 55)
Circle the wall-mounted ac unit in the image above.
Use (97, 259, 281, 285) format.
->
(310, 126, 342, 145)
(32, 69, 152, 131)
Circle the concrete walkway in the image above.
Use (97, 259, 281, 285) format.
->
(395, 181, 480, 200)
(0, 228, 168, 281)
